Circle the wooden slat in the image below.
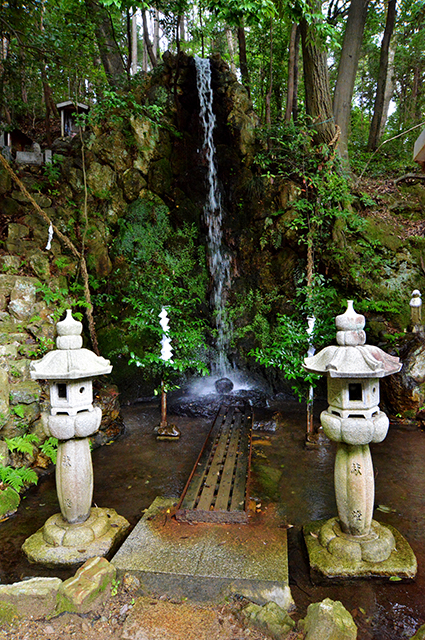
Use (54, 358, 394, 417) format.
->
(196, 407, 235, 511)
(178, 405, 227, 510)
(214, 412, 242, 511)
(229, 410, 252, 512)
(175, 404, 252, 524)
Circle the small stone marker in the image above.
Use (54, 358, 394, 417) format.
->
(410, 289, 423, 333)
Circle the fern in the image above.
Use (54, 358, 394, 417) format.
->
(5, 434, 39, 455)
(39, 437, 58, 464)
(0, 467, 38, 492)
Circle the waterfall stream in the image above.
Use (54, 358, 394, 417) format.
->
(195, 56, 231, 374)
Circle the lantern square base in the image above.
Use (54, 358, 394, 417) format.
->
(303, 518, 417, 584)
(22, 507, 130, 568)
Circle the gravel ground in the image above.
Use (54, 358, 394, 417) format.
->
(0, 588, 301, 640)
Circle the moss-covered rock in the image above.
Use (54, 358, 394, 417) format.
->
(86, 161, 116, 199)
(55, 556, 116, 615)
(299, 598, 357, 640)
(242, 601, 295, 638)
(130, 115, 159, 174)
(148, 158, 173, 197)
(0, 165, 12, 195)
(89, 129, 132, 173)
(0, 487, 20, 519)
(0, 600, 20, 625)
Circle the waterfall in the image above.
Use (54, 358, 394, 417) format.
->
(195, 55, 231, 374)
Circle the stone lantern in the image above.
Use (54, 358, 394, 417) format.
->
(22, 310, 129, 567)
(303, 301, 417, 580)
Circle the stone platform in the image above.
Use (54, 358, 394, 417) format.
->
(111, 497, 293, 609)
(304, 518, 417, 583)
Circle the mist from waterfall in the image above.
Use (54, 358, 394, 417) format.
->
(195, 55, 231, 375)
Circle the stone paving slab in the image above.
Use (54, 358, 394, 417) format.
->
(112, 497, 293, 609)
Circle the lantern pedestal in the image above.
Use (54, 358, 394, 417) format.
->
(22, 507, 129, 567)
(23, 310, 130, 567)
(303, 518, 417, 582)
(303, 301, 417, 581)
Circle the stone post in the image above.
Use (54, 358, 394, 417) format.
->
(410, 289, 423, 333)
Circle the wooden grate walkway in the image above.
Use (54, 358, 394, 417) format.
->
(175, 404, 252, 524)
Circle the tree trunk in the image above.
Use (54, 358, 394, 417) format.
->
(237, 22, 250, 98)
(126, 8, 131, 75)
(300, 1, 336, 145)
(265, 18, 273, 131)
(409, 64, 420, 122)
(379, 42, 396, 138)
(153, 9, 160, 61)
(142, 41, 148, 72)
(225, 27, 237, 74)
(292, 27, 300, 123)
(142, 10, 158, 68)
(179, 14, 185, 43)
(86, 0, 126, 87)
(130, 8, 138, 76)
(333, 0, 370, 164)
(367, 0, 397, 151)
(285, 23, 298, 124)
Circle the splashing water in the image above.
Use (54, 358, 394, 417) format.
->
(195, 55, 232, 375)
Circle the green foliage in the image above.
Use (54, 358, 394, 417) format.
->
(112, 194, 209, 387)
(204, 0, 276, 26)
(36, 283, 85, 325)
(87, 88, 165, 128)
(0, 467, 38, 492)
(39, 437, 58, 464)
(12, 405, 25, 420)
(256, 121, 351, 253)
(43, 156, 63, 186)
(248, 275, 340, 401)
(353, 298, 404, 317)
(0, 434, 57, 492)
(5, 434, 39, 455)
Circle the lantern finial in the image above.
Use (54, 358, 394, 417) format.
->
(335, 300, 366, 346)
(56, 309, 83, 350)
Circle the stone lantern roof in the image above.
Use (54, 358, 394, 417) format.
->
(30, 309, 112, 381)
(303, 300, 401, 379)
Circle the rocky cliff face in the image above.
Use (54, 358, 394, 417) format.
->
(1, 51, 425, 436)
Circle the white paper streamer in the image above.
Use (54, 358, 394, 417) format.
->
(159, 307, 173, 363)
(45, 223, 54, 251)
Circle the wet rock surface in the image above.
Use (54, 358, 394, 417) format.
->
(169, 389, 271, 417)
(214, 377, 234, 393)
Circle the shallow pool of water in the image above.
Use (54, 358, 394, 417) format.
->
(0, 398, 424, 639)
